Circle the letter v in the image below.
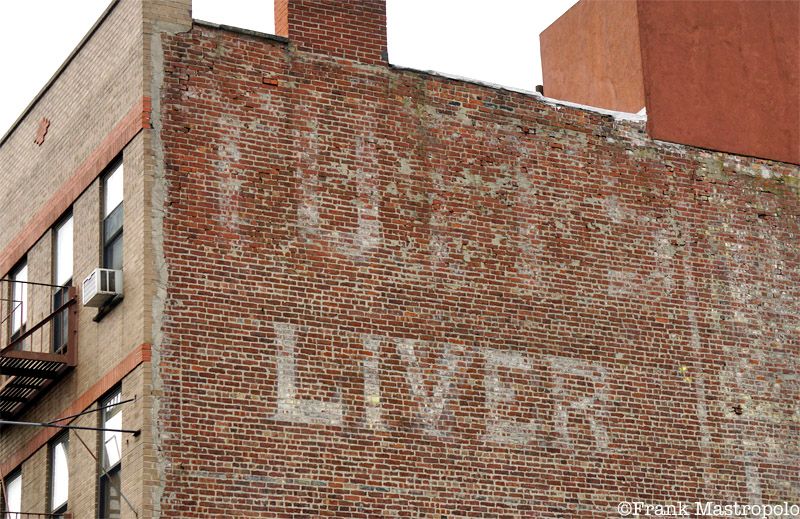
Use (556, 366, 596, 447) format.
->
(397, 339, 466, 436)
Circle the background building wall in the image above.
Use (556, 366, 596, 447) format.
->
(539, 0, 800, 165)
(155, 14, 800, 516)
(638, 0, 800, 165)
(0, 136, 150, 518)
(540, 0, 644, 113)
(0, 0, 143, 266)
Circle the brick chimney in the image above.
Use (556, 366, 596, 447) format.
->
(274, 0, 387, 65)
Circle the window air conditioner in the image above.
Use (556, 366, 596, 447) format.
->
(82, 268, 123, 307)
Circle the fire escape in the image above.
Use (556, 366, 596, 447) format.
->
(0, 280, 78, 420)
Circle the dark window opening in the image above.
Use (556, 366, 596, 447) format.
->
(102, 162, 123, 271)
(98, 388, 122, 519)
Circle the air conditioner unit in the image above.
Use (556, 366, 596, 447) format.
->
(82, 268, 123, 307)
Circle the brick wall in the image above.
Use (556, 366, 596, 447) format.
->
(154, 9, 800, 518)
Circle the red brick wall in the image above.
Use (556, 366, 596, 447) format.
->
(154, 16, 800, 518)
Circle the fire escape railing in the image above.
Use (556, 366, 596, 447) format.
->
(0, 286, 78, 420)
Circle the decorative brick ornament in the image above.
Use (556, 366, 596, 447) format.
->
(34, 117, 50, 146)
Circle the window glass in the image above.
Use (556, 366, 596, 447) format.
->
(55, 216, 73, 287)
(102, 391, 122, 469)
(52, 283, 70, 354)
(102, 162, 124, 271)
(53, 215, 73, 353)
(104, 164, 123, 218)
(104, 412, 122, 468)
(103, 235, 123, 271)
(51, 435, 69, 512)
(10, 263, 27, 336)
(5, 471, 21, 519)
(103, 206, 123, 244)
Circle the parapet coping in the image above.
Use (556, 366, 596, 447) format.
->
(389, 65, 647, 123)
(193, 19, 289, 44)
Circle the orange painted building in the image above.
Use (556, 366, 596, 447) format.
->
(541, 0, 800, 165)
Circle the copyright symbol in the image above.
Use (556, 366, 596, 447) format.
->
(618, 501, 633, 516)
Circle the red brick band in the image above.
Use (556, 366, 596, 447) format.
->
(0, 97, 151, 277)
(0, 343, 151, 478)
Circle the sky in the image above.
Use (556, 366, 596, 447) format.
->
(0, 0, 577, 137)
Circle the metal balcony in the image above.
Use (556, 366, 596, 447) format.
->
(0, 286, 77, 420)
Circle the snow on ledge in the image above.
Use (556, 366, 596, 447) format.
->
(538, 96, 647, 123)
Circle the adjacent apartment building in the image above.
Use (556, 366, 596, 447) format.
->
(0, 0, 797, 517)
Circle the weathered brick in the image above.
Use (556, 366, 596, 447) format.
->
(1, 1, 798, 518)
(152, 4, 800, 517)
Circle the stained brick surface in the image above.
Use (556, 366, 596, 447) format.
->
(155, 17, 800, 518)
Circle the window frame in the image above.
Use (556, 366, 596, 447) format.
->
(101, 161, 124, 271)
(8, 261, 27, 348)
(52, 213, 73, 354)
(49, 432, 69, 516)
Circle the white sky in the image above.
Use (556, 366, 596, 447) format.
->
(0, 0, 576, 137)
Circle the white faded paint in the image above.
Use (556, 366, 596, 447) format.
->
(272, 322, 343, 426)
(362, 335, 385, 430)
(744, 450, 764, 508)
(483, 348, 538, 444)
(333, 133, 382, 259)
(295, 115, 322, 235)
(680, 250, 713, 493)
(264, 321, 799, 476)
(515, 163, 543, 285)
(295, 111, 382, 259)
(547, 355, 610, 450)
(606, 268, 639, 297)
(397, 339, 466, 436)
(427, 167, 456, 272)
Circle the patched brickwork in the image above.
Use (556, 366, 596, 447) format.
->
(154, 11, 800, 518)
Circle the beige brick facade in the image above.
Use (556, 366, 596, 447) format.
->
(0, 0, 187, 517)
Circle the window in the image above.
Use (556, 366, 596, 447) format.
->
(102, 163, 123, 271)
(99, 389, 122, 518)
(53, 215, 73, 354)
(9, 262, 27, 349)
(54, 215, 73, 287)
(3, 471, 21, 519)
(50, 434, 69, 517)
